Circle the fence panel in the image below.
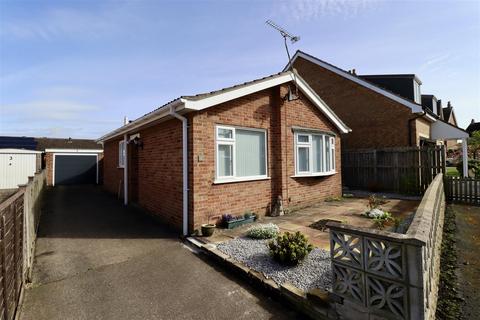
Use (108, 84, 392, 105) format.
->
(0, 190, 24, 320)
(342, 146, 445, 195)
(444, 176, 480, 205)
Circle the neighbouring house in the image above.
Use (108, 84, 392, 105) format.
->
(98, 71, 351, 234)
(289, 50, 468, 150)
(0, 136, 103, 187)
(466, 119, 480, 135)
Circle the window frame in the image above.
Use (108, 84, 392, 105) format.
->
(214, 125, 268, 184)
(293, 131, 336, 177)
(118, 140, 126, 168)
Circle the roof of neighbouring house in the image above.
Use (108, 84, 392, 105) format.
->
(98, 71, 352, 142)
(0, 136, 37, 150)
(287, 50, 425, 114)
(466, 120, 480, 134)
(35, 137, 102, 151)
(443, 106, 453, 121)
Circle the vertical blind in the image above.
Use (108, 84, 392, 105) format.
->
(235, 129, 266, 177)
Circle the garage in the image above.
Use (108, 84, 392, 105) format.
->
(54, 154, 98, 185)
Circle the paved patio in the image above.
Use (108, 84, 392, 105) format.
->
(205, 196, 420, 250)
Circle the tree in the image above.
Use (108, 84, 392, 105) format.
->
(468, 130, 480, 160)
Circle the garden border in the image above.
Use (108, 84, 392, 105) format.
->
(185, 237, 337, 320)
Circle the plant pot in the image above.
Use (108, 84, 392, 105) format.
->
(201, 224, 216, 237)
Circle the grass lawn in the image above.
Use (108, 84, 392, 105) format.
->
(446, 166, 460, 177)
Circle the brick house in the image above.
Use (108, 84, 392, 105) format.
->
(98, 71, 351, 234)
(289, 51, 468, 150)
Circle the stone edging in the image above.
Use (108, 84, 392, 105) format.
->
(185, 237, 337, 320)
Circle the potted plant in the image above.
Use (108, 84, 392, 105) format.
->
(201, 214, 216, 237)
(222, 211, 257, 229)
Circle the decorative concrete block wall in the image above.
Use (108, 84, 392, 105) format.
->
(328, 173, 445, 320)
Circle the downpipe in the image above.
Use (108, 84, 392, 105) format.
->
(170, 106, 189, 236)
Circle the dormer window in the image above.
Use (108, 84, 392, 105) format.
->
(413, 80, 421, 104)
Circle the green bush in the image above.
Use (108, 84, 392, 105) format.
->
(247, 223, 279, 239)
(268, 231, 313, 265)
(456, 159, 480, 178)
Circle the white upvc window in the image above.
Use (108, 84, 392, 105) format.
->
(215, 125, 267, 183)
(294, 131, 335, 176)
(118, 140, 126, 168)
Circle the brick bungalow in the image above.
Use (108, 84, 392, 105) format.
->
(98, 71, 351, 235)
(288, 50, 468, 150)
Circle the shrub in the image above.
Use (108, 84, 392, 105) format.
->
(367, 194, 387, 210)
(456, 159, 480, 178)
(268, 231, 313, 265)
(247, 223, 279, 239)
(243, 211, 254, 219)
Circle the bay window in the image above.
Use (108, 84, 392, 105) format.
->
(215, 125, 267, 182)
(294, 131, 335, 176)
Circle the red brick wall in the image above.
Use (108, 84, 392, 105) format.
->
(102, 82, 344, 233)
(103, 120, 184, 231)
(45, 153, 53, 186)
(103, 138, 124, 195)
(190, 84, 342, 230)
(293, 56, 417, 149)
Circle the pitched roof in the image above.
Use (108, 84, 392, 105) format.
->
(288, 50, 424, 113)
(98, 71, 351, 142)
(35, 137, 102, 151)
(443, 106, 453, 121)
(466, 121, 480, 134)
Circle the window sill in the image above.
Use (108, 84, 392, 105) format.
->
(291, 171, 337, 178)
(214, 176, 270, 185)
(117, 166, 125, 169)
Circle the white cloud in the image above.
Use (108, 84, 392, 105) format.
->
(278, 0, 378, 21)
(0, 3, 142, 41)
(1, 100, 98, 121)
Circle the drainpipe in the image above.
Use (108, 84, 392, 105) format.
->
(170, 106, 189, 236)
(408, 111, 425, 146)
(123, 116, 129, 206)
(462, 138, 468, 177)
(123, 133, 128, 206)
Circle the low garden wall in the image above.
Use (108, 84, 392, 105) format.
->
(328, 173, 445, 320)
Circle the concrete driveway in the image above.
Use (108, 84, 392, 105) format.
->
(19, 186, 301, 320)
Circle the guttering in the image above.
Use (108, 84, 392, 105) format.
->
(97, 99, 184, 143)
(169, 105, 189, 236)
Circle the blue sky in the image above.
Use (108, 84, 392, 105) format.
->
(1, 0, 479, 139)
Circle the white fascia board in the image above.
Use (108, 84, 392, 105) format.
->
(97, 99, 183, 142)
(0, 149, 42, 154)
(424, 113, 437, 122)
(431, 120, 469, 140)
(183, 72, 350, 134)
(289, 52, 424, 114)
(183, 74, 293, 111)
(45, 149, 104, 153)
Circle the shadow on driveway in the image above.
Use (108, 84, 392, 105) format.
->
(19, 186, 302, 320)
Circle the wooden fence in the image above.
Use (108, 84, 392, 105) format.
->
(0, 190, 24, 320)
(444, 176, 480, 205)
(0, 170, 46, 320)
(342, 146, 445, 195)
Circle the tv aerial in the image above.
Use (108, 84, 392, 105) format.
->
(266, 20, 300, 99)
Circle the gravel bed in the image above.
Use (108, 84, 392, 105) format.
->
(216, 237, 332, 291)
